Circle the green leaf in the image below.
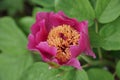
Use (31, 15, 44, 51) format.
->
(87, 68, 114, 80)
(55, 0, 95, 26)
(95, 0, 120, 23)
(99, 17, 120, 50)
(31, 0, 55, 7)
(76, 70, 88, 80)
(89, 27, 103, 48)
(20, 62, 62, 80)
(116, 60, 120, 78)
(0, 53, 33, 80)
(20, 62, 88, 80)
(0, 0, 24, 15)
(19, 17, 35, 34)
(62, 69, 89, 80)
(0, 17, 28, 55)
(89, 0, 96, 9)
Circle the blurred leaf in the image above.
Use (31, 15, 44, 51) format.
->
(89, 27, 103, 48)
(0, 53, 33, 80)
(0, 1, 6, 10)
(32, 7, 54, 18)
(20, 62, 88, 80)
(31, 52, 42, 62)
(19, 17, 35, 34)
(99, 17, 120, 50)
(20, 62, 62, 80)
(75, 70, 89, 80)
(87, 68, 114, 80)
(0, 0, 24, 15)
(55, 0, 95, 26)
(89, 0, 96, 9)
(59, 66, 74, 71)
(95, 0, 120, 23)
(61, 69, 89, 80)
(0, 17, 28, 55)
(31, 0, 55, 7)
(116, 60, 120, 78)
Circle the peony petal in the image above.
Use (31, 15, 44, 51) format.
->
(78, 21, 88, 34)
(83, 34, 96, 58)
(35, 20, 48, 43)
(70, 32, 85, 58)
(40, 54, 51, 62)
(36, 12, 54, 31)
(74, 21, 96, 58)
(57, 11, 66, 16)
(71, 20, 88, 33)
(84, 47, 96, 58)
(36, 11, 80, 31)
(70, 31, 95, 58)
(36, 42, 57, 61)
(51, 58, 59, 63)
(70, 45, 81, 58)
(31, 12, 52, 35)
(80, 32, 96, 58)
(56, 11, 82, 30)
(47, 59, 60, 68)
(27, 34, 37, 50)
(31, 22, 40, 35)
(36, 12, 54, 22)
(66, 58, 81, 69)
(51, 12, 78, 28)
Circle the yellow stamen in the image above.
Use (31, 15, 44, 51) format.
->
(47, 25, 80, 63)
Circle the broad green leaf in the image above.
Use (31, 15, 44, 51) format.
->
(20, 62, 62, 80)
(59, 66, 73, 71)
(76, 70, 88, 80)
(55, 0, 95, 26)
(0, 17, 28, 55)
(61, 69, 89, 80)
(99, 17, 120, 50)
(0, 53, 33, 80)
(0, 0, 24, 15)
(116, 60, 120, 78)
(19, 17, 35, 34)
(95, 0, 120, 23)
(89, 0, 96, 9)
(20, 62, 88, 80)
(89, 27, 103, 48)
(31, 0, 55, 7)
(32, 52, 42, 62)
(87, 68, 114, 80)
(0, 1, 6, 10)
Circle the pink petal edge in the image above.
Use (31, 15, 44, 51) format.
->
(27, 34, 37, 50)
(66, 58, 82, 69)
(36, 42, 57, 61)
(35, 20, 48, 43)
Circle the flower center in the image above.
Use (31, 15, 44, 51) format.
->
(47, 25, 80, 63)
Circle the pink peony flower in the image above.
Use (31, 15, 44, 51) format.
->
(28, 11, 95, 69)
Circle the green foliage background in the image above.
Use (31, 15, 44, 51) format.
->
(0, 0, 120, 80)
